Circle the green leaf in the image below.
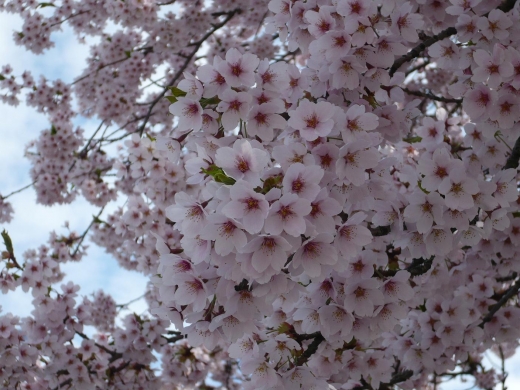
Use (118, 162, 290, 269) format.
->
(201, 165, 236, 185)
(403, 136, 422, 143)
(2, 230, 14, 255)
(0, 75, 5, 81)
(166, 87, 187, 104)
(37, 2, 56, 8)
(124, 50, 132, 58)
(50, 125, 57, 135)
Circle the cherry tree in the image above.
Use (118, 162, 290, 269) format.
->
(2, 0, 520, 388)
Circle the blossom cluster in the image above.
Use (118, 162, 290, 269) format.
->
(2, 0, 520, 389)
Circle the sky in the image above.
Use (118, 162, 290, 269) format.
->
(0, 12, 149, 319)
(1, 7, 520, 390)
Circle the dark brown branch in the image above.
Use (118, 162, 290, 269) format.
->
(389, 0, 518, 76)
(503, 136, 520, 170)
(389, 27, 457, 76)
(402, 87, 462, 104)
(479, 278, 520, 328)
(295, 332, 325, 366)
(137, 9, 241, 136)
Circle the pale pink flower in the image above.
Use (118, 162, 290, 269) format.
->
(446, 0, 482, 15)
(216, 89, 252, 130)
(344, 278, 384, 317)
(345, 253, 377, 280)
(216, 48, 259, 88)
(165, 192, 207, 237)
(318, 304, 354, 338)
(241, 360, 279, 388)
(215, 139, 269, 187)
(221, 181, 269, 234)
(200, 214, 247, 256)
(282, 163, 324, 201)
(288, 99, 336, 141)
(337, 104, 379, 143)
(491, 169, 518, 208)
(173, 274, 208, 312)
(334, 212, 373, 258)
(490, 93, 520, 129)
(329, 56, 366, 90)
(337, 0, 376, 24)
(368, 36, 408, 68)
(310, 30, 352, 62)
(477, 9, 512, 41)
(154, 136, 181, 163)
(272, 142, 314, 171)
(425, 227, 453, 255)
(417, 147, 460, 192)
(228, 334, 260, 359)
(382, 270, 414, 303)
(178, 72, 203, 99)
(390, 2, 423, 42)
(456, 14, 479, 43)
(305, 7, 336, 37)
(472, 45, 513, 88)
(306, 188, 342, 235)
(247, 101, 287, 142)
(403, 191, 445, 234)
(264, 193, 312, 237)
(438, 168, 479, 210)
(291, 233, 338, 278)
(196, 57, 229, 98)
(168, 97, 203, 132)
(336, 139, 379, 186)
(239, 235, 293, 274)
(293, 307, 321, 334)
(428, 39, 460, 69)
(264, 334, 301, 362)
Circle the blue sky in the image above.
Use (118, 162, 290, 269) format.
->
(0, 12, 148, 318)
(1, 8, 520, 389)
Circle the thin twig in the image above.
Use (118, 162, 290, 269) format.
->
(1, 181, 36, 199)
(70, 206, 105, 258)
(479, 279, 520, 327)
(402, 87, 462, 103)
(137, 8, 241, 136)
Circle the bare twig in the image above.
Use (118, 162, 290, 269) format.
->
(479, 279, 520, 328)
(402, 87, 462, 104)
(137, 8, 241, 136)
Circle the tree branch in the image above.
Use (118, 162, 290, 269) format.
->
(402, 87, 462, 104)
(479, 278, 520, 328)
(389, 0, 518, 76)
(503, 136, 520, 170)
(137, 8, 241, 136)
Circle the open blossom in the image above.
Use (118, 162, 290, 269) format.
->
(215, 139, 269, 186)
(165, 192, 207, 237)
(291, 233, 338, 278)
(264, 193, 312, 237)
(336, 139, 379, 186)
(337, 104, 379, 142)
(221, 180, 269, 234)
(216, 47, 259, 88)
(329, 56, 367, 90)
(437, 168, 479, 210)
(403, 191, 445, 234)
(282, 163, 324, 201)
(239, 235, 293, 275)
(288, 99, 336, 141)
(472, 45, 513, 89)
(344, 278, 384, 317)
(335, 212, 373, 258)
(477, 9, 512, 41)
(247, 101, 287, 142)
(168, 97, 203, 132)
(173, 274, 208, 312)
(200, 214, 247, 256)
(216, 89, 252, 130)
(390, 2, 423, 42)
